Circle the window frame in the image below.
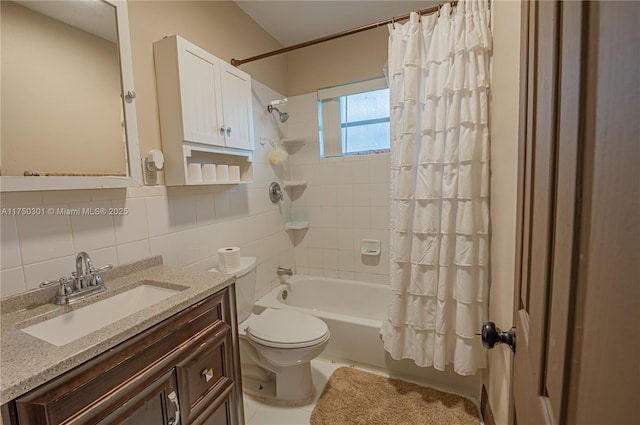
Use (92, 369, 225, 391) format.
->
(318, 77, 390, 158)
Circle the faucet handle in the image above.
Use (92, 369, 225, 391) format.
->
(58, 277, 73, 296)
(39, 280, 60, 288)
(89, 264, 112, 289)
(96, 264, 113, 273)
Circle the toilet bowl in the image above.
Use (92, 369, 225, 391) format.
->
(210, 257, 330, 403)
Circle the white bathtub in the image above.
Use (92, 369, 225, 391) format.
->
(255, 275, 480, 399)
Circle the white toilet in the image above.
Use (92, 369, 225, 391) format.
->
(210, 257, 329, 404)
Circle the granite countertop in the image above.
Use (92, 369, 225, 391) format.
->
(0, 256, 235, 405)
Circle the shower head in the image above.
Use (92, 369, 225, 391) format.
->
(267, 105, 289, 123)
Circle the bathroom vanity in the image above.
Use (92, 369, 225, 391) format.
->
(0, 257, 244, 425)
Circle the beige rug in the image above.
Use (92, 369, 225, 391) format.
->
(310, 367, 479, 425)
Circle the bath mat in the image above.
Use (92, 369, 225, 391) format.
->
(310, 367, 479, 425)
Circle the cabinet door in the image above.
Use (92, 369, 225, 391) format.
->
(199, 399, 231, 425)
(178, 45, 225, 147)
(97, 370, 180, 425)
(219, 62, 254, 151)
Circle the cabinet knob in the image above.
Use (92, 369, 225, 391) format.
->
(219, 127, 225, 136)
(226, 127, 232, 137)
(202, 368, 214, 382)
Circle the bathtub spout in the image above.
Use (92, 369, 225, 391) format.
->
(277, 267, 293, 276)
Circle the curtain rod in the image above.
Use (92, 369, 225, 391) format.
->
(231, 1, 458, 67)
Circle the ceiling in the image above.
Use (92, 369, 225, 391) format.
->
(233, 1, 439, 47)
(14, 0, 117, 43)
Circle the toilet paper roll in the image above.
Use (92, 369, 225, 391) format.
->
(202, 164, 217, 182)
(187, 163, 202, 183)
(216, 165, 229, 182)
(229, 166, 240, 182)
(218, 247, 240, 272)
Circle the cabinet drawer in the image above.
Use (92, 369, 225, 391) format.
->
(177, 324, 234, 424)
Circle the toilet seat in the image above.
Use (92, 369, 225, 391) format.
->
(246, 309, 329, 349)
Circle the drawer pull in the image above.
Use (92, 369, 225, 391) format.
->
(167, 390, 181, 425)
(202, 368, 214, 382)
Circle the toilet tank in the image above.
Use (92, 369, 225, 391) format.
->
(209, 257, 256, 323)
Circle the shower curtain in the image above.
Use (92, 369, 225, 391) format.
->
(381, 0, 491, 375)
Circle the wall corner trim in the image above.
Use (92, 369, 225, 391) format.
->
(481, 384, 498, 425)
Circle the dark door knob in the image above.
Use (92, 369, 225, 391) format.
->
(480, 321, 516, 353)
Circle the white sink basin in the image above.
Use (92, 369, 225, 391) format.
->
(21, 284, 180, 346)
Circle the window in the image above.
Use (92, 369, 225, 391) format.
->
(318, 77, 389, 158)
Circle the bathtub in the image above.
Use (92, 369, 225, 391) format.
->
(255, 275, 480, 398)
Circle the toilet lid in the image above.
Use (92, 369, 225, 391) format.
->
(246, 309, 329, 348)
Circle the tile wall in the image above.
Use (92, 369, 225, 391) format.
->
(283, 93, 391, 284)
(0, 81, 294, 299)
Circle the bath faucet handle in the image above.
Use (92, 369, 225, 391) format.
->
(277, 267, 293, 276)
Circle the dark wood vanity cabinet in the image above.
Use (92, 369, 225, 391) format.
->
(9, 285, 243, 425)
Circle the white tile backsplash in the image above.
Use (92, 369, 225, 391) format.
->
(0, 267, 26, 297)
(169, 194, 198, 232)
(116, 239, 151, 266)
(69, 200, 116, 251)
(85, 246, 119, 269)
(23, 255, 76, 290)
(113, 197, 149, 244)
(145, 196, 172, 237)
(1, 215, 21, 269)
(195, 193, 217, 226)
(17, 206, 74, 265)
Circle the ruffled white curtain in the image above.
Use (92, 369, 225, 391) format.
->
(381, 0, 491, 376)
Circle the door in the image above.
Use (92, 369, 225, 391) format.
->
(178, 41, 226, 147)
(513, 1, 639, 424)
(219, 61, 254, 151)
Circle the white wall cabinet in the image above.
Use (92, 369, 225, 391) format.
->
(154, 35, 254, 186)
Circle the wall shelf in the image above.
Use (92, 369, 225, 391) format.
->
(283, 180, 307, 188)
(184, 147, 253, 185)
(285, 221, 309, 231)
(280, 138, 305, 148)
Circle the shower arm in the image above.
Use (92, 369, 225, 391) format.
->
(267, 105, 289, 123)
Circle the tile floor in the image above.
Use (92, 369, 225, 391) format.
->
(242, 358, 485, 425)
(242, 358, 342, 425)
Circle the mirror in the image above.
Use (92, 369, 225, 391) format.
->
(0, 0, 141, 191)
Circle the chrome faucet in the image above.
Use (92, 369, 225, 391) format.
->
(40, 252, 112, 305)
(74, 251, 94, 290)
(277, 267, 293, 276)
